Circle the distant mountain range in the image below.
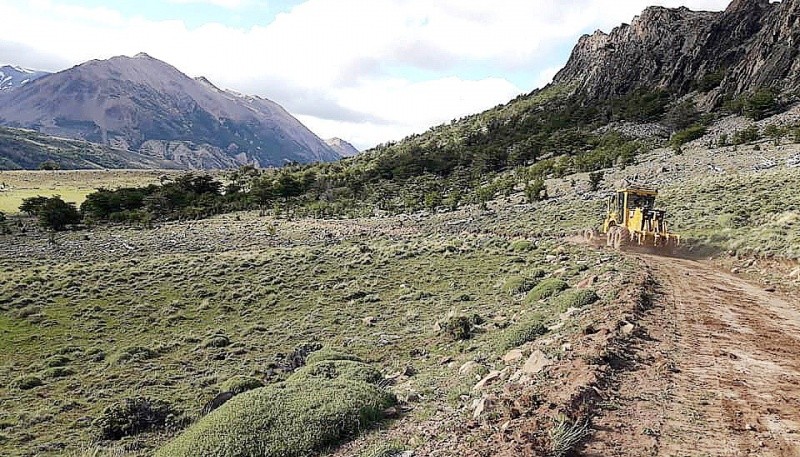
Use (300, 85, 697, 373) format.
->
(0, 53, 343, 169)
(325, 137, 359, 157)
(0, 65, 50, 92)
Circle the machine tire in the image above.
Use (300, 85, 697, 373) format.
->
(614, 227, 631, 250)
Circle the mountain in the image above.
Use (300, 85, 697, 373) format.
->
(0, 53, 341, 169)
(553, 0, 800, 105)
(325, 137, 359, 157)
(0, 65, 50, 92)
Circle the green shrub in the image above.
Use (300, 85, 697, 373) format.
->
(733, 126, 760, 145)
(359, 440, 407, 457)
(499, 316, 548, 350)
(42, 366, 75, 379)
(525, 278, 569, 303)
(9, 375, 43, 390)
(94, 397, 179, 440)
(670, 125, 707, 147)
(305, 348, 362, 365)
(503, 268, 547, 295)
(440, 314, 483, 341)
(201, 334, 231, 348)
(44, 354, 71, 368)
(502, 275, 539, 295)
(290, 360, 383, 385)
(509, 239, 534, 252)
(551, 289, 600, 312)
(108, 346, 158, 365)
(156, 379, 396, 457)
(219, 376, 265, 395)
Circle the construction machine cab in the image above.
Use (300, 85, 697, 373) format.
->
(602, 185, 679, 249)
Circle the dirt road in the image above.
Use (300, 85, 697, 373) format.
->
(583, 255, 800, 456)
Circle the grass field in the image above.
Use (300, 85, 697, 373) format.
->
(0, 170, 173, 213)
(1, 143, 799, 456)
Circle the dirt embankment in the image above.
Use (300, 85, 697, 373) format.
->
(584, 255, 800, 456)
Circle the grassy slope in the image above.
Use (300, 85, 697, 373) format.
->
(1, 137, 798, 456)
(0, 198, 631, 456)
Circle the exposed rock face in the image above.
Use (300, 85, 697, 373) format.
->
(554, 0, 799, 103)
(0, 53, 341, 168)
(325, 137, 360, 157)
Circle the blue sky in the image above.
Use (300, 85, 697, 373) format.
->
(0, 0, 732, 149)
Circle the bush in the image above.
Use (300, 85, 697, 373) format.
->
(94, 397, 179, 440)
(290, 360, 383, 385)
(440, 314, 483, 341)
(305, 348, 362, 365)
(499, 316, 548, 350)
(551, 289, 600, 312)
(42, 366, 75, 379)
(524, 179, 547, 202)
(588, 171, 604, 191)
(156, 379, 396, 457)
(359, 440, 407, 457)
(201, 333, 231, 348)
(525, 278, 569, 303)
(9, 375, 43, 390)
(108, 346, 158, 365)
(219, 376, 265, 395)
(502, 275, 539, 295)
(509, 239, 534, 252)
(670, 125, 707, 147)
(733, 126, 760, 145)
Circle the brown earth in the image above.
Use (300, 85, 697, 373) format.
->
(583, 254, 800, 456)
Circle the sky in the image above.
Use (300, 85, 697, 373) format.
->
(0, 0, 732, 150)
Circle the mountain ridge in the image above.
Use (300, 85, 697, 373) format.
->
(0, 54, 341, 169)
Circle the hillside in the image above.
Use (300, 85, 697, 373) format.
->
(0, 53, 341, 169)
(0, 126, 179, 170)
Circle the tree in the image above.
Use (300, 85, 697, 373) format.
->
(19, 195, 49, 216)
(524, 179, 547, 202)
(588, 171, 604, 192)
(37, 196, 81, 231)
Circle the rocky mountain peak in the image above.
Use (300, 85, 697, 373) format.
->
(553, 0, 796, 105)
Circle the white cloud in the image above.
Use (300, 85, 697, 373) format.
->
(0, 0, 733, 149)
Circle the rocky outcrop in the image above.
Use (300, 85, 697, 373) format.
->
(554, 0, 799, 104)
(325, 137, 359, 157)
(0, 53, 341, 168)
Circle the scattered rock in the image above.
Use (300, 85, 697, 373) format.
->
(472, 397, 487, 419)
(502, 349, 524, 364)
(576, 275, 598, 289)
(789, 267, 800, 279)
(620, 322, 635, 335)
(562, 343, 572, 352)
(459, 361, 481, 376)
(473, 370, 502, 391)
(731, 267, 741, 274)
(439, 356, 453, 365)
(521, 350, 552, 375)
(362, 316, 377, 326)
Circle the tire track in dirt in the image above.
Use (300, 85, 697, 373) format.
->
(584, 255, 800, 456)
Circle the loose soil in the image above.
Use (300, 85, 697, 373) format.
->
(584, 254, 800, 456)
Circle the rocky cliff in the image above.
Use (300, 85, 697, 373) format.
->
(554, 0, 800, 104)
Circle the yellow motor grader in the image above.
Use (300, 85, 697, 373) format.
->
(585, 185, 680, 251)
